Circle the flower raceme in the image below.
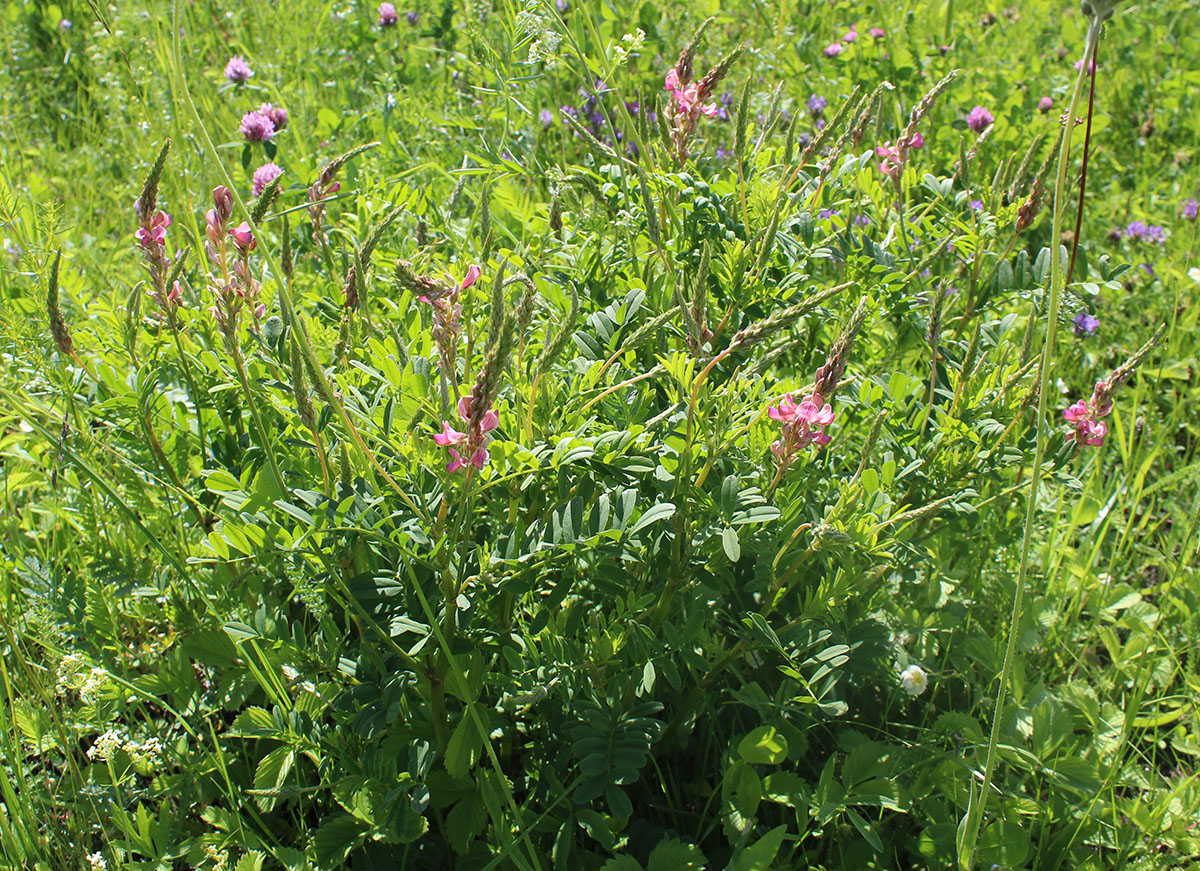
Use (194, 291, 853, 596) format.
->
(768, 393, 834, 464)
(434, 395, 499, 473)
(1063, 398, 1109, 446)
(876, 131, 924, 180)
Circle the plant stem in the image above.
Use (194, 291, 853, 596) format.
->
(232, 345, 287, 495)
(957, 17, 1101, 871)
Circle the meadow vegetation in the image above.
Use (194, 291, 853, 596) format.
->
(1, 0, 1199, 868)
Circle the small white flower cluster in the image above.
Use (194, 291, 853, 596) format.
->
(611, 28, 646, 66)
(87, 730, 165, 767)
(517, 5, 561, 66)
(80, 667, 109, 705)
(128, 736, 164, 767)
(87, 851, 107, 871)
(87, 729, 124, 762)
(56, 654, 110, 704)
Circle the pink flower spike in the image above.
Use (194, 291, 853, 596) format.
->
(229, 222, 256, 251)
(768, 394, 798, 422)
(434, 421, 467, 446)
(1063, 399, 1090, 422)
(664, 69, 681, 92)
(460, 264, 482, 290)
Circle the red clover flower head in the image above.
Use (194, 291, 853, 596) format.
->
(224, 55, 252, 83)
(966, 105, 993, 133)
(1038, 96, 1054, 113)
(378, 2, 398, 26)
(259, 103, 289, 131)
(252, 162, 284, 197)
(824, 42, 843, 57)
(240, 110, 275, 142)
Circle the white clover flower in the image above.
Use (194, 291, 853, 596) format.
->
(79, 667, 109, 705)
(87, 729, 124, 762)
(900, 664, 928, 697)
(87, 852, 108, 871)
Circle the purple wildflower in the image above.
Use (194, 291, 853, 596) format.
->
(970, 199, 984, 211)
(806, 94, 827, 117)
(1183, 198, 1199, 221)
(224, 56, 253, 83)
(1125, 221, 1166, 244)
(240, 110, 275, 142)
(59, 18, 72, 30)
(1073, 311, 1099, 338)
(378, 2, 398, 26)
(539, 109, 554, 129)
(407, 11, 419, 24)
(966, 105, 993, 133)
(843, 28, 857, 42)
(555, 0, 568, 11)
(259, 103, 288, 131)
(824, 42, 843, 57)
(870, 27, 885, 39)
(252, 163, 284, 197)
(1038, 96, 1054, 113)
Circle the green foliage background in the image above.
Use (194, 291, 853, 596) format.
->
(1, 0, 1198, 869)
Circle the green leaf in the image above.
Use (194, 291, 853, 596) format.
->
(312, 814, 370, 865)
(721, 527, 741, 562)
(252, 746, 295, 811)
(732, 824, 786, 871)
(630, 502, 675, 535)
(846, 808, 883, 852)
(224, 621, 260, 642)
(600, 856, 643, 871)
(445, 793, 487, 854)
(445, 718, 481, 780)
(738, 726, 788, 765)
(647, 837, 706, 871)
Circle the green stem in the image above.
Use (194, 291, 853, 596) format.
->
(957, 17, 1101, 871)
(232, 346, 287, 495)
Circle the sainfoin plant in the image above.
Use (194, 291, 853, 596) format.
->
(1, 0, 1197, 869)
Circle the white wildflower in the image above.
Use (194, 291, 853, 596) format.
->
(128, 736, 164, 767)
(1098, 572, 1113, 587)
(55, 652, 88, 696)
(612, 28, 645, 66)
(900, 664, 928, 697)
(1056, 377, 1070, 395)
(86, 852, 107, 871)
(79, 667, 109, 705)
(87, 729, 124, 762)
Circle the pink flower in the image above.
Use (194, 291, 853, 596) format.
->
(1063, 397, 1109, 446)
(459, 264, 482, 290)
(906, 131, 924, 150)
(259, 103, 289, 131)
(824, 42, 843, 57)
(224, 55, 252, 83)
(433, 421, 467, 446)
(664, 69, 682, 93)
(379, 2, 399, 26)
(876, 143, 903, 178)
(1038, 96, 1054, 113)
(842, 28, 857, 42)
(768, 392, 835, 466)
(240, 110, 275, 142)
(966, 105, 993, 133)
(252, 162, 284, 197)
(1074, 57, 1096, 74)
(869, 27, 885, 39)
(166, 281, 184, 305)
(135, 210, 172, 250)
(229, 222, 256, 252)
